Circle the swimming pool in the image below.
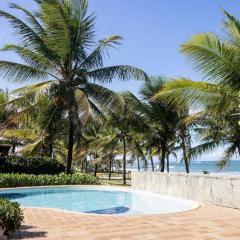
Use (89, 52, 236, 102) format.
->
(0, 186, 199, 215)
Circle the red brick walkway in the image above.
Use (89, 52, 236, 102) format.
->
(10, 205, 240, 240)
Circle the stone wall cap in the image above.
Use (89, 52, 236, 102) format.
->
(131, 171, 240, 180)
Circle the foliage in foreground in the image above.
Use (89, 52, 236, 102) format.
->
(0, 198, 23, 236)
(0, 173, 100, 188)
(0, 157, 65, 175)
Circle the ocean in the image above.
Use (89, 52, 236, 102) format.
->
(128, 160, 240, 175)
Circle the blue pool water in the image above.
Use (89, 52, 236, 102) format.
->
(0, 186, 199, 215)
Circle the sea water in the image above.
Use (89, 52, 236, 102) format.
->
(129, 160, 240, 174)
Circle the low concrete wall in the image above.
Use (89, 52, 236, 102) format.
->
(131, 172, 240, 209)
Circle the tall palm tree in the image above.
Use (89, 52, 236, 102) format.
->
(0, 0, 148, 173)
(153, 9, 240, 169)
(153, 79, 240, 169)
(107, 98, 148, 184)
(137, 77, 179, 172)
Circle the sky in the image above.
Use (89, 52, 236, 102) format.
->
(0, 0, 239, 161)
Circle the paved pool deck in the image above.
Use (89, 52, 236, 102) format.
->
(10, 205, 240, 240)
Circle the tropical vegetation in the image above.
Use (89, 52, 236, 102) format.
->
(154, 9, 240, 168)
(0, 156, 65, 174)
(0, 173, 100, 188)
(0, 1, 239, 186)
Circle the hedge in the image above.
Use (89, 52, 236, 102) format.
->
(0, 173, 100, 188)
(0, 157, 65, 175)
(0, 198, 23, 236)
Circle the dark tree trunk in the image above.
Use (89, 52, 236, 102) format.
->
(122, 135, 127, 185)
(81, 160, 84, 172)
(85, 157, 88, 173)
(49, 143, 53, 158)
(160, 147, 166, 172)
(181, 127, 190, 174)
(137, 157, 140, 171)
(150, 149, 154, 172)
(94, 164, 98, 177)
(66, 117, 74, 174)
(167, 155, 170, 173)
(182, 136, 190, 174)
(109, 156, 113, 180)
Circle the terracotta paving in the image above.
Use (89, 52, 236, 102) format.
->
(10, 205, 240, 240)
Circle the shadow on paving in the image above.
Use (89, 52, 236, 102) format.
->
(9, 225, 47, 239)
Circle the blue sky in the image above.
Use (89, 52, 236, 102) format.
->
(0, 0, 239, 161)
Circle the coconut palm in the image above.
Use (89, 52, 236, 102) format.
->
(133, 77, 180, 172)
(179, 10, 240, 92)
(154, 79, 240, 169)
(0, 0, 148, 173)
(107, 98, 148, 184)
(153, 9, 240, 169)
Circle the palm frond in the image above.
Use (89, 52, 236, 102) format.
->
(86, 82, 125, 113)
(88, 65, 149, 83)
(181, 33, 240, 90)
(153, 78, 235, 110)
(2, 45, 53, 70)
(222, 9, 240, 48)
(12, 80, 57, 96)
(190, 141, 221, 160)
(0, 61, 56, 83)
(0, 107, 34, 130)
(80, 35, 123, 70)
(9, 3, 44, 33)
(0, 9, 44, 48)
(1, 129, 37, 141)
(19, 140, 43, 156)
(217, 144, 237, 169)
(74, 88, 90, 126)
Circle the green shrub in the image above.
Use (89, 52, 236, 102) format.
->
(0, 173, 100, 188)
(0, 198, 23, 236)
(0, 157, 65, 175)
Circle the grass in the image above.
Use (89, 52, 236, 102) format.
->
(100, 178, 131, 186)
(98, 172, 131, 186)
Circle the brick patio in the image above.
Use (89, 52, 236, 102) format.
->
(10, 205, 240, 240)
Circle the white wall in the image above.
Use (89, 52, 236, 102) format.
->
(131, 172, 240, 209)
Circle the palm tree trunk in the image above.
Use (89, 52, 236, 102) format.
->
(182, 139, 190, 173)
(181, 128, 190, 174)
(49, 143, 53, 158)
(160, 147, 166, 172)
(137, 157, 140, 171)
(122, 135, 127, 185)
(167, 155, 170, 173)
(85, 157, 88, 173)
(81, 159, 84, 172)
(94, 164, 98, 177)
(66, 117, 74, 174)
(150, 148, 154, 172)
(108, 156, 112, 180)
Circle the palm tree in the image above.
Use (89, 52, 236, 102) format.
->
(154, 80, 240, 169)
(107, 98, 148, 184)
(180, 10, 240, 92)
(137, 77, 179, 172)
(0, 0, 148, 173)
(153, 9, 240, 169)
